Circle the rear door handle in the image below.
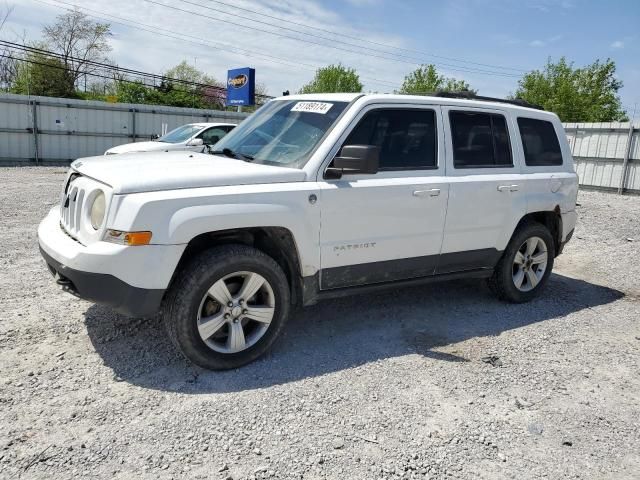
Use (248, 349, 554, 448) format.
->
(497, 185, 510, 192)
(413, 188, 440, 197)
(509, 184, 519, 192)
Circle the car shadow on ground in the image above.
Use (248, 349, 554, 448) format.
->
(84, 272, 623, 394)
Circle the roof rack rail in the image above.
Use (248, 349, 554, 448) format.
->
(432, 91, 544, 110)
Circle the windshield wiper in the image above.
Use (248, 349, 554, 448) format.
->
(210, 148, 254, 161)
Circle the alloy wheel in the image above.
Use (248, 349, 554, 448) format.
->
(512, 236, 548, 292)
(196, 271, 275, 354)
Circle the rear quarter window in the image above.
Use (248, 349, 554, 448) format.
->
(517, 117, 563, 166)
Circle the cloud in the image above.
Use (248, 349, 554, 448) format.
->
(492, 33, 521, 46)
(528, 0, 575, 13)
(528, 35, 563, 47)
(610, 40, 625, 49)
(345, 0, 381, 6)
(12, 0, 410, 95)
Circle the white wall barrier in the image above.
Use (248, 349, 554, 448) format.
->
(0, 93, 248, 165)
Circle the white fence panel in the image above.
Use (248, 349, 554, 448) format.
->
(0, 93, 248, 165)
(564, 121, 639, 194)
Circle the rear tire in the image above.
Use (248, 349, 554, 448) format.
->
(488, 222, 555, 303)
(162, 244, 290, 370)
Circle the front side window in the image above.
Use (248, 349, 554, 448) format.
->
(450, 111, 513, 168)
(158, 124, 201, 144)
(212, 100, 349, 168)
(198, 127, 229, 145)
(517, 117, 563, 166)
(343, 108, 437, 170)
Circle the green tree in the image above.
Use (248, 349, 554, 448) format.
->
(399, 64, 475, 95)
(513, 57, 626, 122)
(299, 63, 363, 94)
(112, 61, 225, 108)
(163, 60, 223, 108)
(115, 80, 163, 104)
(11, 51, 76, 97)
(43, 9, 112, 89)
(165, 60, 218, 86)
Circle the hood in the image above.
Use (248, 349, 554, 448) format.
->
(106, 141, 175, 154)
(72, 151, 307, 194)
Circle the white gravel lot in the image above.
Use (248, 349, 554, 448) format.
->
(1, 167, 639, 480)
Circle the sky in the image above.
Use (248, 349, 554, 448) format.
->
(3, 0, 639, 115)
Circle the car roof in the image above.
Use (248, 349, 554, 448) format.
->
(271, 93, 555, 118)
(189, 122, 237, 128)
(273, 93, 363, 103)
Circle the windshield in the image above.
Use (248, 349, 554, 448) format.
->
(212, 100, 349, 167)
(158, 124, 201, 143)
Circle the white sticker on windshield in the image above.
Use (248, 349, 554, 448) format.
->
(291, 101, 333, 114)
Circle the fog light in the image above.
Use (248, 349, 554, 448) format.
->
(105, 230, 152, 246)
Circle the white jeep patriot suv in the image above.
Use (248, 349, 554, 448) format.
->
(38, 93, 578, 370)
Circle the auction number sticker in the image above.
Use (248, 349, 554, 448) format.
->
(291, 102, 333, 114)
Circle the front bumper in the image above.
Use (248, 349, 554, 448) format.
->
(37, 207, 184, 317)
(40, 247, 165, 317)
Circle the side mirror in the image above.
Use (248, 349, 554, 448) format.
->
(186, 138, 204, 147)
(328, 145, 379, 177)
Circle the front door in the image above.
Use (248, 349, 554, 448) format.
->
(318, 105, 449, 289)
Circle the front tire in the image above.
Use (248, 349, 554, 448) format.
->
(488, 222, 555, 303)
(163, 244, 290, 370)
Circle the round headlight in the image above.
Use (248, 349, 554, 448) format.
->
(90, 191, 106, 230)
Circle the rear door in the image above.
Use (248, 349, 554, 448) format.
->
(439, 107, 526, 273)
(318, 104, 449, 289)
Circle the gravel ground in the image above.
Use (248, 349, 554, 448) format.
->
(1, 167, 639, 480)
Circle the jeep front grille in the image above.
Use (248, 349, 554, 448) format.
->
(60, 179, 86, 238)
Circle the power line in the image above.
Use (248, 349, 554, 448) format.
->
(35, 0, 402, 90)
(35, 0, 312, 74)
(207, 0, 527, 73)
(1, 40, 226, 93)
(0, 53, 182, 90)
(1, 42, 276, 101)
(146, 0, 522, 78)
(197, 0, 528, 73)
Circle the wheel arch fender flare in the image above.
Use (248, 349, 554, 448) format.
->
(509, 207, 562, 256)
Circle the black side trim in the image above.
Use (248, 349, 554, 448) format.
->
(436, 248, 502, 274)
(321, 255, 438, 289)
(320, 248, 502, 290)
(39, 247, 165, 318)
(303, 269, 493, 306)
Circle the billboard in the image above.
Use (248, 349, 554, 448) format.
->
(226, 67, 255, 106)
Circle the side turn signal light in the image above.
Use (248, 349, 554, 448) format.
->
(104, 230, 152, 246)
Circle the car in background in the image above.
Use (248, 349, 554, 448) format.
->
(104, 123, 236, 155)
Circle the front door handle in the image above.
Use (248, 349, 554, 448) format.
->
(497, 185, 510, 192)
(413, 188, 440, 197)
(509, 184, 519, 192)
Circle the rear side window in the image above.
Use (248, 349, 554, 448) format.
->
(450, 111, 513, 168)
(517, 117, 563, 166)
(344, 108, 437, 170)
